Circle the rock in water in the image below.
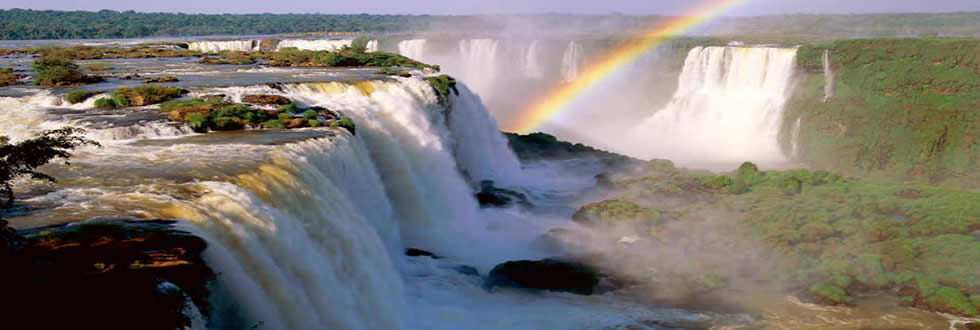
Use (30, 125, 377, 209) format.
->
(405, 248, 441, 258)
(474, 180, 531, 208)
(485, 258, 601, 295)
(242, 94, 290, 105)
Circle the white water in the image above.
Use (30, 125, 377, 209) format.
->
(398, 39, 427, 62)
(822, 49, 834, 102)
(188, 40, 258, 52)
(275, 39, 353, 51)
(366, 39, 379, 52)
(632, 46, 798, 167)
(520, 40, 544, 80)
(560, 41, 583, 82)
(457, 39, 500, 100)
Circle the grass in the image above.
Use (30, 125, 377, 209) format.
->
(64, 90, 98, 104)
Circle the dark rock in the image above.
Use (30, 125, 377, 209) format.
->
(1, 219, 215, 330)
(455, 265, 480, 277)
(594, 172, 615, 189)
(242, 94, 290, 105)
(266, 82, 285, 91)
(484, 258, 602, 295)
(143, 75, 179, 83)
(121, 73, 141, 79)
(474, 180, 531, 208)
(405, 248, 441, 259)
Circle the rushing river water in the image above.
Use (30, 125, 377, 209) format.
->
(1, 37, 976, 329)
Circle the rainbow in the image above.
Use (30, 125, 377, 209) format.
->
(508, 0, 748, 133)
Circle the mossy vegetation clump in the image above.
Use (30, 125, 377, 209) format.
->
(161, 96, 345, 133)
(95, 85, 185, 109)
(64, 89, 98, 104)
(426, 74, 458, 101)
(376, 67, 412, 77)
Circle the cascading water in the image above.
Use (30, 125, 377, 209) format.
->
(398, 39, 427, 62)
(188, 40, 258, 52)
(560, 41, 583, 82)
(458, 39, 500, 100)
(275, 39, 353, 51)
(366, 39, 379, 52)
(520, 40, 544, 80)
(633, 46, 798, 167)
(822, 49, 834, 102)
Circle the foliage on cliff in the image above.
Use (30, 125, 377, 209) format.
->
(0, 127, 99, 207)
(557, 161, 980, 316)
(784, 38, 980, 185)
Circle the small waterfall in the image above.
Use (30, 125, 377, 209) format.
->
(447, 83, 524, 184)
(822, 49, 834, 102)
(398, 39, 427, 61)
(458, 39, 500, 99)
(187, 40, 258, 52)
(560, 41, 583, 82)
(275, 39, 353, 51)
(520, 41, 544, 80)
(366, 40, 379, 52)
(790, 117, 802, 158)
(634, 46, 798, 166)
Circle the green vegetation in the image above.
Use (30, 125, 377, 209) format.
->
(161, 97, 342, 132)
(426, 74, 458, 101)
(0, 9, 977, 40)
(0, 127, 99, 207)
(335, 117, 356, 135)
(375, 67, 412, 77)
(264, 47, 432, 69)
(784, 38, 980, 185)
(95, 85, 185, 109)
(32, 57, 84, 86)
(64, 90, 98, 104)
(563, 160, 980, 316)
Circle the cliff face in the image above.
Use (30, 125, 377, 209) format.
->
(783, 38, 980, 185)
(0, 219, 214, 330)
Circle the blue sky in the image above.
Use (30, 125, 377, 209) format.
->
(3, 0, 979, 15)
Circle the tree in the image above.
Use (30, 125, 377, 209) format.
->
(0, 127, 100, 208)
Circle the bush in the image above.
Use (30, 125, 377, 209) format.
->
(308, 119, 321, 127)
(302, 110, 317, 120)
(277, 103, 299, 114)
(349, 37, 370, 53)
(32, 58, 83, 86)
(64, 90, 95, 104)
(93, 98, 117, 109)
(264, 119, 285, 129)
(336, 117, 356, 135)
(277, 112, 292, 122)
(184, 113, 208, 130)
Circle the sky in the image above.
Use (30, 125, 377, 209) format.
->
(3, 0, 979, 15)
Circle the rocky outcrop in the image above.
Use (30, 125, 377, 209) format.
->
(571, 199, 662, 229)
(0, 219, 215, 330)
(143, 75, 179, 83)
(484, 258, 603, 295)
(474, 180, 531, 208)
(242, 94, 291, 105)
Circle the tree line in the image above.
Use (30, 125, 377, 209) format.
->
(0, 9, 977, 40)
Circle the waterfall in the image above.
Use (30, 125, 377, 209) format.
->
(187, 40, 258, 52)
(560, 41, 583, 82)
(446, 83, 524, 185)
(633, 46, 798, 167)
(398, 39, 427, 62)
(520, 41, 544, 80)
(275, 39, 353, 51)
(458, 39, 500, 100)
(366, 40, 379, 52)
(822, 49, 834, 102)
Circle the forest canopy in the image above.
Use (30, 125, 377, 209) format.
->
(0, 9, 978, 40)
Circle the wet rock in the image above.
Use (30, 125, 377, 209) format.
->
(266, 82, 285, 91)
(242, 94, 290, 105)
(1, 219, 215, 330)
(484, 258, 602, 295)
(474, 180, 531, 208)
(405, 248, 441, 259)
(259, 39, 280, 52)
(143, 75, 179, 83)
(455, 265, 480, 277)
(285, 118, 307, 129)
(120, 73, 141, 79)
(312, 106, 338, 119)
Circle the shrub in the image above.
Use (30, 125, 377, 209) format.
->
(349, 37, 370, 53)
(336, 117, 356, 135)
(264, 119, 285, 129)
(308, 119, 321, 127)
(277, 103, 299, 113)
(302, 110, 317, 120)
(64, 90, 95, 104)
(93, 98, 117, 109)
(32, 58, 83, 86)
(184, 113, 208, 130)
(278, 112, 292, 122)
(426, 74, 458, 99)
